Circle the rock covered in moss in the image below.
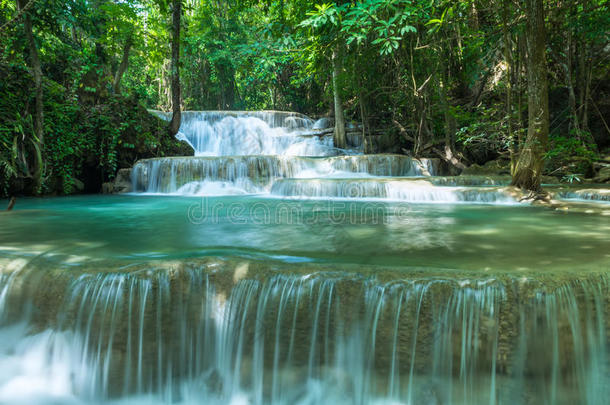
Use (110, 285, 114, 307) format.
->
(461, 159, 511, 176)
(593, 165, 610, 183)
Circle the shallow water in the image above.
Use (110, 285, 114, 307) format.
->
(2, 195, 609, 272)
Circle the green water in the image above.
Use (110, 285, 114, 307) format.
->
(2, 195, 609, 272)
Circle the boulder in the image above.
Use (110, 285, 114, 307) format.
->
(102, 182, 113, 194)
(103, 168, 132, 194)
(593, 166, 610, 183)
(313, 117, 333, 129)
(73, 178, 85, 192)
(461, 159, 511, 176)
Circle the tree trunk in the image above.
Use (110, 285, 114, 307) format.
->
(564, 29, 580, 135)
(112, 33, 133, 94)
(439, 71, 456, 151)
(511, 0, 549, 192)
(359, 88, 371, 153)
(18, 0, 43, 192)
(516, 34, 525, 152)
(502, 1, 516, 175)
(168, 0, 182, 136)
(332, 48, 346, 149)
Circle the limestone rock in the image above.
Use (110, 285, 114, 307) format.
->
(313, 117, 333, 129)
(593, 166, 610, 183)
(102, 168, 132, 194)
(101, 182, 113, 194)
(462, 159, 511, 176)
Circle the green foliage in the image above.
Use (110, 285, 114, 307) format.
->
(2, 0, 609, 196)
(561, 173, 583, 184)
(454, 104, 515, 161)
(545, 132, 598, 176)
(0, 63, 188, 197)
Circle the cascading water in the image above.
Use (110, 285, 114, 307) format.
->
(151, 111, 335, 157)
(0, 259, 608, 405)
(2, 110, 609, 404)
(135, 110, 521, 203)
(270, 179, 518, 203)
(131, 155, 439, 195)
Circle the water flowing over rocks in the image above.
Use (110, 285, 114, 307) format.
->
(131, 155, 440, 195)
(0, 258, 608, 404)
(132, 110, 538, 204)
(555, 188, 610, 202)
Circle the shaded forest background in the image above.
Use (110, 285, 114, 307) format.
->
(0, 0, 608, 196)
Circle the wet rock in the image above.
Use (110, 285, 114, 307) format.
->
(313, 117, 333, 129)
(101, 182, 113, 194)
(346, 131, 363, 147)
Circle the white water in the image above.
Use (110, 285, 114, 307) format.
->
(1, 264, 608, 405)
(270, 179, 518, 203)
(139, 110, 535, 203)
(132, 155, 439, 195)
(556, 189, 610, 203)
(153, 111, 336, 157)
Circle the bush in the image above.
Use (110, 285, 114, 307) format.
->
(544, 131, 598, 177)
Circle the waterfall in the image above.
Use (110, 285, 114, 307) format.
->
(134, 110, 539, 203)
(556, 189, 610, 202)
(0, 259, 608, 404)
(270, 179, 518, 203)
(2, 110, 608, 405)
(131, 155, 439, 195)
(152, 111, 335, 157)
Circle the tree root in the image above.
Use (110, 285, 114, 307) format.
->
(6, 196, 16, 211)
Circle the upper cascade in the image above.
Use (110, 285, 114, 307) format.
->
(135, 110, 533, 204)
(152, 110, 341, 156)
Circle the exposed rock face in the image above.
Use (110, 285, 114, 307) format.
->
(102, 168, 132, 194)
(73, 178, 85, 192)
(461, 159, 562, 185)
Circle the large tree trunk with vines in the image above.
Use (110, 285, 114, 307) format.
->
(511, 0, 548, 192)
(332, 47, 346, 149)
(17, 0, 43, 192)
(168, 0, 181, 136)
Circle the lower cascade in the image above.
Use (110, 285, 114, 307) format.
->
(0, 259, 608, 405)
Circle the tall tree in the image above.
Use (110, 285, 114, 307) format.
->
(511, 0, 549, 192)
(332, 46, 346, 149)
(168, 0, 182, 136)
(17, 0, 43, 192)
